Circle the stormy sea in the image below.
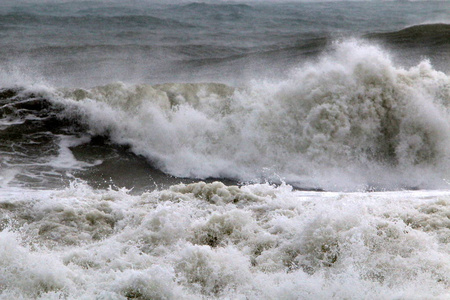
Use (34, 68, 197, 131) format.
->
(0, 0, 449, 299)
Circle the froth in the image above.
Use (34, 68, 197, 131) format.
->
(55, 40, 450, 190)
(1, 182, 449, 298)
(47, 135, 102, 169)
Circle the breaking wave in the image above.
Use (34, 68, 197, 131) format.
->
(2, 40, 450, 190)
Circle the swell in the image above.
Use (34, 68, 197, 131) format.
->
(178, 2, 253, 12)
(22, 44, 250, 61)
(0, 13, 194, 29)
(177, 37, 329, 68)
(365, 23, 450, 47)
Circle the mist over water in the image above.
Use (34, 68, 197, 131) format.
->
(0, 1, 449, 87)
(1, 1, 450, 299)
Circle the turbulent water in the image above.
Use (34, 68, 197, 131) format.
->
(1, 1, 450, 299)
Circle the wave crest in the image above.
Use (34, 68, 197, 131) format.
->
(50, 41, 450, 189)
(366, 23, 450, 46)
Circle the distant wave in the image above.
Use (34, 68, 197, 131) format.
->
(25, 44, 249, 61)
(0, 13, 194, 28)
(365, 23, 450, 46)
(174, 38, 329, 68)
(180, 2, 253, 11)
(9, 40, 327, 70)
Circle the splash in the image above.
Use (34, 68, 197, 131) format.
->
(53, 40, 449, 190)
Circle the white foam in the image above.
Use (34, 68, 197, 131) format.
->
(0, 182, 449, 298)
(47, 135, 102, 169)
(55, 40, 450, 190)
(0, 168, 18, 188)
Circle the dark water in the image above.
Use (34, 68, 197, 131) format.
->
(1, 1, 449, 86)
(0, 87, 242, 191)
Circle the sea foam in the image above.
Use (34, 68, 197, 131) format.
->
(1, 182, 449, 299)
(55, 40, 450, 190)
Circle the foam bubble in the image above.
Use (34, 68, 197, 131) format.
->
(1, 182, 449, 298)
